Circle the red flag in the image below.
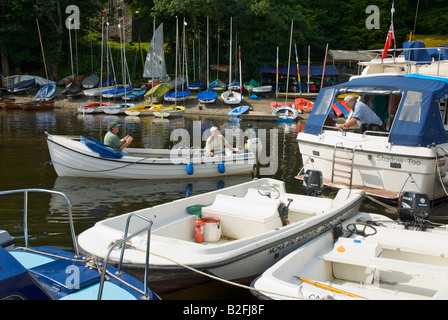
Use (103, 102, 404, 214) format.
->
(382, 24, 394, 60)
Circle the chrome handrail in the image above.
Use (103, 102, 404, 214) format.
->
(98, 213, 153, 300)
(0, 188, 79, 257)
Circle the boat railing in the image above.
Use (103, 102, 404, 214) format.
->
(323, 126, 390, 138)
(99, 212, 153, 300)
(362, 130, 390, 138)
(0, 188, 80, 256)
(357, 46, 448, 76)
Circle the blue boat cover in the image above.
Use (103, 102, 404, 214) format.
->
(304, 75, 448, 147)
(7, 79, 36, 91)
(35, 83, 56, 100)
(197, 89, 218, 101)
(403, 41, 432, 65)
(102, 76, 116, 87)
(80, 136, 123, 159)
(164, 89, 191, 99)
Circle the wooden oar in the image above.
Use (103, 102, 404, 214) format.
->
(297, 276, 367, 299)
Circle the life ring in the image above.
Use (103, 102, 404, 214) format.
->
(272, 105, 299, 120)
(295, 98, 314, 112)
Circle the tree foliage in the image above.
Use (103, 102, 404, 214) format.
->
(1, 0, 447, 80)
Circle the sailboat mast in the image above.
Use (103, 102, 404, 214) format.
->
(285, 19, 293, 104)
(276, 46, 279, 101)
(239, 45, 242, 95)
(36, 19, 48, 80)
(175, 16, 178, 107)
(206, 17, 210, 90)
(307, 45, 310, 94)
(151, 17, 155, 103)
(100, 19, 104, 103)
(228, 16, 232, 92)
(68, 20, 74, 80)
(294, 44, 302, 94)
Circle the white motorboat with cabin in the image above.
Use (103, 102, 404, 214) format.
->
(297, 74, 448, 214)
(356, 41, 448, 80)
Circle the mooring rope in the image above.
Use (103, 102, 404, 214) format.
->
(148, 251, 314, 300)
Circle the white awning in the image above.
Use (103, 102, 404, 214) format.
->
(328, 50, 378, 63)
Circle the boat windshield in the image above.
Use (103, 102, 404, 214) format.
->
(398, 91, 422, 123)
(313, 89, 335, 115)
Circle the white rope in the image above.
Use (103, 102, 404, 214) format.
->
(149, 251, 316, 300)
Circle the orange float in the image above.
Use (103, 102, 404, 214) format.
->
(295, 98, 314, 112)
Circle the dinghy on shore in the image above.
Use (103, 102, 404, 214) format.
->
(124, 104, 162, 116)
(77, 102, 110, 114)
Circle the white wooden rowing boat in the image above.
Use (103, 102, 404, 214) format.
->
(46, 133, 256, 180)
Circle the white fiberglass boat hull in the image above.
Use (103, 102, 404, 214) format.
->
(252, 212, 448, 300)
(297, 130, 448, 201)
(46, 133, 256, 180)
(77, 178, 363, 293)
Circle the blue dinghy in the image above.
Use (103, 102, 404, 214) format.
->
(197, 89, 218, 103)
(228, 105, 250, 117)
(35, 83, 56, 101)
(122, 89, 147, 100)
(7, 79, 36, 93)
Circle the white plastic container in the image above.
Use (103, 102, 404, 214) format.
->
(203, 217, 221, 242)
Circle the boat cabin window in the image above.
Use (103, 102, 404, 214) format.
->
(315, 89, 335, 115)
(398, 91, 422, 123)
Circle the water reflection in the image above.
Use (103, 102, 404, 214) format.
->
(49, 175, 251, 228)
(0, 107, 309, 298)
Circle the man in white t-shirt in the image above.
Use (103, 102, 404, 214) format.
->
(336, 95, 384, 133)
(205, 126, 236, 156)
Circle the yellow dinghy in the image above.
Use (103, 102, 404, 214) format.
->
(153, 105, 185, 118)
(124, 104, 162, 116)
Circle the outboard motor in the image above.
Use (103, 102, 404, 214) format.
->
(303, 170, 323, 196)
(397, 192, 431, 228)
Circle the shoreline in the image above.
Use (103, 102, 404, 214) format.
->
(2, 87, 316, 120)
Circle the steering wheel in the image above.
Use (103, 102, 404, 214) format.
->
(346, 223, 377, 237)
(257, 184, 280, 199)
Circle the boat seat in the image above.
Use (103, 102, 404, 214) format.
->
(201, 194, 283, 239)
(243, 188, 329, 215)
(322, 251, 448, 280)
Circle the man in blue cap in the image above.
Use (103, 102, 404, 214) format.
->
(104, 122, 133, 153)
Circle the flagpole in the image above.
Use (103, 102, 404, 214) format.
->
(391, 1, 396, 59)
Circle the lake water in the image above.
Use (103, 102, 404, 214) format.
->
(0, 107, 386, 299)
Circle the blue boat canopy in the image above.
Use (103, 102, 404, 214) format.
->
(304, 74, 448, 147)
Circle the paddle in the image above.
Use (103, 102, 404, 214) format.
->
(296, 276, 367, 299)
